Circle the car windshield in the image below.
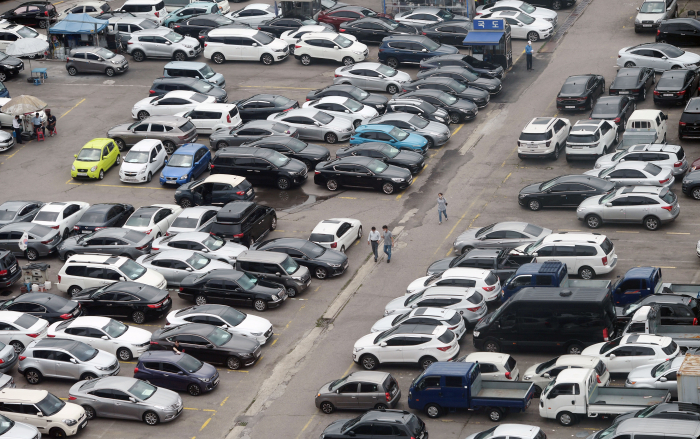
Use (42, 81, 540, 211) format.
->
(119, 259, 147, 280)
(409, 115, 429, 129)
(221, 307, 246, 326)
(95, 48, 115, 59)
(344, 98, 363, 112)
(17, 27, 38, 39)
(389, 126, 409, 141)
(377, 65, 397, 77)
(474, 427, 499, 439)
(519, 2, 536, 13)
(349, 88, 369, 101)
(254, 31, 274, 45)
(535, 356, 559, 374)
(662, 45, 685, 58)
(435, 92, 458, 105)
(34, 211, 58, 222)
(595, 424, 618, 439)
(422, 38, 440, 51)
(367, 159, 388, 173)
(165, 31, 184, 43)
(341, 415, 363, 434)
(72, 343, 99, 361)
(381, 144, 401, 158)
(314, 111, 334, 125)
(517, 12, 535, 24)
(539, 177, 560, 191)
(567, 133, 599, 144)
(599, 190, 618, 204)
(186, 253, 211, 270)
(652, 359, 673, 377)
(167, 154, 194, 167)
(237, 272, 258, 289)
(404, 291, 424, 306)
(281, 256, 300, 274)
(192, 81, 214, 93)
(284, 138, 307, 152)
(202, 235, 225, 250)
(197, 65, 215, 79)
(329, 375, 350, 391)
(333, 35, 353, 48)
(128, 380, 157, 400)
(435, 9, 454, 20)
(77, 148, 102, 162)
(374, 325, 400, 343)
(600, 337, 622, 354)
(178, 353, 203, 372)
(0, 210, 15, 221)
(36, 393, 65, 416)
(0, 416, 13, 436)
(611, 150, 628, 161)
(103, 319, 128, 338)
(124, 151, 149, 164)
(208, 326, 232, 346)
(268, 151, 291, 167)
(640, 1, 665, 13)
(300, 241, 326, 258)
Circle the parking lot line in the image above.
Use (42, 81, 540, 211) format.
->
(239, 85, 316, 91)
(0, 142, 29, 165)
(271, 338, 278, 346)
(451, 124, 464, 136)
(60, 98, 85, 119)
(295, 414, 317, 439)
(66, 181, 166, 190)
(220, 397, 229, 407)
(502, 173, 511, 183)
(667, 232, 691, 235)
(200, 417, 212, 431)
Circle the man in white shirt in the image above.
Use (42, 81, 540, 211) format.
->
(12, 116, 22, 144)
(367, 226, 381, 262)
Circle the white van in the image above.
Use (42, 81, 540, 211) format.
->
(625, 109, 668, 144)
(118, 0, 168, 25)
(203, 28, 289, 65)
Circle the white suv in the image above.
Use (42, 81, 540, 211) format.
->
(0, 389, 86, 437)
(32, 202, 90, 240)
(456, 352, 520, 381)
(383, 286, 488, 325)
(119, 139, 167, 184)
(353, 324, 459, 370)
(518, 117, 571, 160)
(406, 267, 502, 302)
(128, 28, 201, 62)
(565, 119, 618, 161)
(295, 32, 368, 67)
(176, 103, 241, 134)
(581, 334, 679, 373)
(370, 307, 466, 339)
(118, 0, 168, 24)
(204, 28, 289, 65)
(513, 232, 617, 279)
(57, 255, 167, 296)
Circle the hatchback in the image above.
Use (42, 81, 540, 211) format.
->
(119, 139, 167, 184)
(314, 371, 400, 414)
(175, 174, 255, 208)
(71, 138, 121, 180)
(378, 35, 459, 68)
(66, 46, 128, 77)
(309, 218, 362, 252)
(204, 28, 289, 65)
(0, 389, 85, 437)
(457, 352, 520, 381)
(123, 204, 183, 237)
(160, 142, 211, 185)
(654, 68, 699, 105)
(134, 351, 219, 396)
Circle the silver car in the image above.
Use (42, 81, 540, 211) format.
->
(0, 414, 37, 439)
(584, 161, 674, 188)
(333, 62, 411, 94)
(267, 108, 353, 144)
(617, 43, 700, 72)
(151, 232, 247, 263)
(453, 221, 552, 255)
(368, 113, 451, 148)
(594, 144, 688, 176)
(127, 28, 201, 62)
(0, 201, 43, 227)
(625, 356, 682, 397)
(68, 376, 183, 425)
(136, 249, 232, 286)
(166, 207, 220, 235)
(314, 371, 400, 414)
(66, 46, 129, 77)
(577, 186, 680, 231)
(0, 223, 61, 261)
(19, 339, 120, 384)
(57, 228, 152, 261)
(107, 116, 198, 153)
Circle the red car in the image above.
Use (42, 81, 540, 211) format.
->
(690, 156, 700, 171)
(318, 5, 393, 30)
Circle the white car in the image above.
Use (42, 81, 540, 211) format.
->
(303, 96, 378, 128)
(370, 307, 466, 339)
(0, 311, 48, 353)
(0, 389, 85, 437)
(136, 249, 231, 286)
(0, 21, 47, 53)
(47, 317, 151, 361)
(166, 304, 273, 344)
(617, 43, 700, 72)
(193, 0, 229, 14)
(309, 218, 362, 252)
(353, 324, 459, 370)
(119, 139, 168, 184)
(456, 352, 520, 381)
(635, 0, 677, 32)
(204, 28, 289, 65)
(131, 90, 216, 120)
(394, 7, 468, 28)
(593, 144, 687, 175)
(518, 116, 571, 160)
(57, 1, 110, 19)
(152, 231, 247, 263)
(626, 109, 668, 145)
(477, 0, 558, 25)
(175, 103, 242, 134)
(465, 425, 544, 439)
(581, 334, 680, 373)
(57, 255, 167, 294)
(123, 204, 183, 237)
(584, 161, 674, 188)
(406, 267, 502, 302)
(166, 207, 220, 235)
(566, 119, 618, 161)
(295, 32, 368, 67)
(32, 201, 90, 240)
(483, 10, 553, 41)
(280, 24, 347, 53)
(384, 286, 488, 325)
(522, 354, 611, 395)
(225, 3, 276, 26)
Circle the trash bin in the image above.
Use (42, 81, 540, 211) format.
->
(22, 263, 50, 285)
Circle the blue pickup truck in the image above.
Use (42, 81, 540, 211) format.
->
(501, 261, 611, 301)
(408, 362, 534, 421)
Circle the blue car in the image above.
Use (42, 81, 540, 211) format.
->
(350, 124, 429, 154)
(160, 143, 211, 186)
(134, 351, 219, 396)
(163, 2, 221, 28)
(0, 82, 9, 98)
(378, 35, 459, 69)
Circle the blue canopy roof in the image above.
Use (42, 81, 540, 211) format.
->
(49, 13, 108, 35)
(463, 31, 503, 45)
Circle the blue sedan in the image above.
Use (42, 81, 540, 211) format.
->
(350, 124, 429, 155)
(160, 143, 211, 186)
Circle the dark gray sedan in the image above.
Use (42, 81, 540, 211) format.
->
(57, 228, 152, 261)
(314, 371, 400, 414)
(0, 223, 61, 261)
(402, 77, 491, 108)
(0, 201, 44, 226)
(209, 120, 299, 150)
(367, 113, 451, 148)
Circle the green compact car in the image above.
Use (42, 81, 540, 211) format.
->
(71, 138, 121, 180)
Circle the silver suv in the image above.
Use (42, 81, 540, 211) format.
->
(19, 339, 120, 384)
(594, 143, 688, 176)
(128, 28, 201, 62)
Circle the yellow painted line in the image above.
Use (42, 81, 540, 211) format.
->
(667, 232, 690, 235)
(342, 361, 355, 377)
(240, 85, 315, 90)
(200, 418, 212, 431)
(657, 266, 676, 269)
(338, 196, 356, 199)
(258, 355, 264, 362)
(53, 1, 64, 4)
(202, 409, 217, 412)
(271, 338, 278, 346)
(59, 397, 67, 400)
(615, 231, 639, 233)
(225, 369, 249, 373)
(450, 124, 464, 136)
(184, 407, 200, 411)
(67, 182, 165, 190)
(60, 98, 85, 119)
(502, 172, 511, 184)
(295, 414, 316, 439)
(501, 160, 506, 167)
(220, 397, 229, 407)
(445, 248, 453, 257)
(314, 286, 320, 292)
(0, 141, 30, 164)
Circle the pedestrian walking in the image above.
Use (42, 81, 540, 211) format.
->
(31, 112, 43, 138)
(367, 226, 381, 262)
(382, 225, 394, 263)
(437, 193, 448, 224)
(526, 40, 533, 70)
(45, 109, 56, 136)
(12, 116, 22, 144)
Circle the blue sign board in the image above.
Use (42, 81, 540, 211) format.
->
(474, 18, 504, 31)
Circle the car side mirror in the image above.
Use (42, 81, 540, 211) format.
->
(303, 255, 309, 260)
(604, 176, 611, 180)
(605, 202, 613, 207)
(74, 154, 78, 158)
(101, 335, 109, 340)
(36, 413, 43, 417)
(151, 158, 157, 163)
(345, 110, 350, 113)
(518, 23, 523, 26)
(70, 358, 78, 364)
(252, 43, 258, 46)
(636, 7, 640, 10)
(186, 267, 193, 272)
(177, 371, 184, 375)
(531, 252, 538, 257)
(334, 46, 339, 50)
(609, 354, 616, 359)
(659, 376, 668, 382)
(275, 272, 281, 276)
(129, 397, 136, 403)
(380, 342, 387, 347)
(542, 373, 550, 379)
(206, 343, 214, 348)
(422, 48, 427, 52)
(120, 277, 126, 281)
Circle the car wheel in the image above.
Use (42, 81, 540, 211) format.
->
(644, 215, 660, 231)
(578, 266, 595, 280)
(0, 72, 7, 82)
(624, 61, 636, 68)
(360, 354, 378, 370)
(374, 403, 388, 411)
(195, 295, 207, 305)
(132, 50, 145, 62)
(527, 31, 539, 42)
(188, 383, 202, 396)
(212, 52, 225, 64)
(49, 429, 66, 438)
(67, 285, 81, 296)
(10, 341, 23, 353)
(63, 251, 76, 261)
(131, 310, 146, 324)
(286, 287, 297, 298)
(270, 216, 277, 231)
(105, 67, 115, 77)
(326, 179, 339, 191)
(567, 343, 584, 355)
(168, 22, 175, 28)
(484, 338, 500, 352)
(315, 267, 327, 279)
(300, 54, 311, 65)
(585, 214, 602, 229)
(551, 144, 560, 160)
(82, 405, 96, 420)
(552, 0, 562, 9)
(143, 411, 159, 426)
(692, 187, 700, 200)
(81, 372, 98, 381)
(386, 57, 398, 68)
(117, 347, 133, 361)
(342, 56, 355, 66)
(163, 141, 176, 154)
(25, 248, 38, 261)
(387, 84, 399, 94)
(24, 369, 42, 384)
(146, 172, 152, 183)
(261, 53, 274, 65)
(173, 51, 187, 61)
(289, 46, 295, 55)
(179, 198, 193, 209)
(114, 138, 126, 151)
(426, 137, 434, 149)
(449, 112, 461, 124)
(325, 132, 337, 144)
(642, 88, 647, 101)
(67, 67, 78, 76)
(528, 199, 541, 211)
(116, 155, 121, 165)
(420, 356, 437, 370)
(254, 299, 267, 311)
(98, 169, 104, 180)
(488, 408, 504, 422)
(425, 403, 442, 419)
(137, 110, 150, 120)
(276, 177, 290, 190)
(557, 411, 576, 426)
(227, 356, 241, 370)
(382, 182, 395, 194)
(320, 402, 335, 414)
(461, 246, 474, 255)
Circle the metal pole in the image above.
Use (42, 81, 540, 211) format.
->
(382, 0, 386, 15)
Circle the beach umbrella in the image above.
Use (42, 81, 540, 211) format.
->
(5, 38, 49, 70)
(0, 95, 47, 115)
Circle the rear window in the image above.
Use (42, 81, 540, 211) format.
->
(662, 341, 678, 355)
(660, 189, 677, 204)
(34, 211, 58, 222)
(519, 131, 552, 141)
(211, 222, 241, 234)
(600, 238, 614, 255)
(171, 217, 198, 228)
(437, 330, 455, 343)
(0, 254, 15, 270)
(14, 314, 38, 329)
(523, 224, 543, 237)
(561, 83, 585, 94)
(484, 272, 498, 285)
(613, 76, 640, 89)
(644, 163, 662, 176)
(447, 312, 461, 325)
(595, 360, 607, 376)
(180, 121, 196, 132)
(467, 292, 483, 304)
(155, 1, 165, 9)
(504, 356, 516, 372)
(235, 179, 252, 192)
(680, 111, 700, 123)
(567, 133, 600, 144)
(384, 376, 398, 395)
(309, 233, 334, 243)
(229, 107, 239, 118)
(676, 147, 685, 160)
(30, 225, 52, 236)
(657, 75, 685, 88)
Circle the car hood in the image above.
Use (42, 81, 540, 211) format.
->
(454, 228, 479, 244)
(390, 71, 412, 83)
(0, 55, 22, 67)
(458, 86, 490, 100)
(451, 98, 477, 110)
(577, 195, 603, 209)
(627, 362, 657, 383)
(594, 152, 618, 169)
(382, 164, 413, 179)
(324, 117, 354, 131)
(300, 143, 330, 158)
(473, 77, 501, 90)
(401, 132, 428, 147)
(90, 350, 118, 368)
(354, 331, 379, 349)
(581, 342, 606, 356)
(108, 123, 132, 136)
(133, 96, 156, 110)
(236, 314, 272, 334)
(120, 161, 150, 173)
(316, 248, 348, 265)
(583, 169, 603, 177)
(135, 269, 167, 288)
(636, 11, 665, 20)
(407, 275, 430, 293)
(162, 163, 193, 178)
(56, 403, 84, 422)
(322, 419, 348, 436)
(268, 38, 288, 50)
(222, 334, 260, 353)
(673, 52, 700, 64)
(121, 325, 152, 344)
(349, 41, 368, 52)
(371, 314, 400, 332)
(519, 182, 542, 195)
(317, 381, 334, 396)
(427, 257, 454, 274)
(211, 242, 247, 260)
(144, 387, 181, 406)
(394, 150, 424, 163)
(6, 420, 39, 439)
(72, 158, 101, 168)
(384, 295, 410, 315)
(433, 44, 459, 55)
(523, 363, 539, 378)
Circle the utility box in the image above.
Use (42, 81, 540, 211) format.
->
(21, 263, 50, 285)
(677, 353, 700, 404)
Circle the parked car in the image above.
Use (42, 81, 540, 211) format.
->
(58, 254, 167, 294)
(133, 351, 219, 396)
(254, 237, 348, 279)
(303, 96, 378, 128)
(0, 252, 18, 291)
(294, 32, 368, 66)
(378, 35, 459, 68)
(132, 90, 216, 121)
(268, 108, 353, 144)
(0, 311, 48, 353)
(123, 204, 183, 237)
(208, 201, 276, 246)
(210, 147, 307, 190)
(119, 139, 167, 184)
(481, 10, 553, 41)
(610, 67, 656, 101)
(137, 250, 230, 286)
(371, 307, 466, 338)
(384, 286, 487, 325)
(176, 103, 240, 134)
(306, 84, 388, 113)
(57, 228, 152, 261)
(314, 371, 400, 414)
(279, 24, 340, 53)
(235, 250, 311, 297)
(233, 94, 298, 121)
(257, 17, 319, 37)
(0, 223, 61, 261)
(209, 120, 298, 149)
(0, 1, 57, 28)
(566, 119, 619, 160)
(617, 43, 700, 72)
(679, 97, 700, 139)
(127, 28, 201, 62)
(523, 355, 610, 396)
(0, 21, 46, 53)
(593, 143, 687, 176)
(635, 0, 677, 32)
(172, 14, 231, 37)
(163, 3, 221, 28)
(71, 281, 171, 323)
(164, 208, 219, 236)
(394, 90, 477, 123)
(403, 77, 490, 108)
(0, 389, 85, 436)
(72, 203, 134, 234)
(152, 231, 245, 263)
(159, 142, 211, 186)
(319, 409, 427, 438)
(518, 174, 616, 211)
(149, 76, 227, 102)
(162, 60, 226, 88)
(204, 28, 289, 65)
(616, 295, 698, 330)
(0, 201, 43, 227)
(456, 352, 520, 380)
(590, 96, 636, 133)
(556, 74, 606, 111)
(625, 356, 682, 398)
(336, 142, 425, 173)
(581, 334, 680, 373)
(332, 62, 410, 95)
(0, 293, 81, 324)
(453, 222, 551, 255)
(70, 138, 120, 181)
(394, 7, 467, 28)
(584, 161, 674, 188)
(477, 0, 558, 24)
(174, 175, 254, 208)
(416, 65, 503, 94)
(338, 17, 418, 43)
(386, 97, 450, 124)
(318, 5, 390, 30)
(407, 267, 502, 302)
(32, 202, 89, 240)
(66, 46, 128, 77)
(307, 218, 362, 253)
(240, 136, 330, 171)
(420, 20, 473, 47)
(656, 18, 700, 45)
(682, 169, 700, 199)
(518, 116, 571, 160)
(0, 414, 37, 439)
(116, 0, 167, 24)
(351, 124, 429, 154)
(225, 3, 275, 26)
(654, 69, 699, 105)
(418, 53, 504, 79)
(166, 304, 272, 344)
(107, 116, 198, 153)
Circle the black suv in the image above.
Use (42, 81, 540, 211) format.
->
(0, 250, 20, 288)
(589, 96, 635, 134)
(679, 97, 700, 139)
(211, 147, 308, 190)
(657, 19, 700, 46)
(0, 52, 23, 82)
(149, 77, 227, 102)
(241, 136, 330, 170)
(320, 410, 427, 439)
(210, 201, 276, 246)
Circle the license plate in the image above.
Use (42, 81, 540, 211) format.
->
(77, 172, 87, 176)
(618, 91, 629, 94)
(81, 230, 91, 234)
(80, 421, 87, 429)
(9, 266, 16, 273)
(214, 378, 220, 386)
(664, 94, 674, 97)
(565, 106, 575, 109)
(305, 278, 311, 285)
(643, 24, 652, 27)
(247, 189, 253, 196)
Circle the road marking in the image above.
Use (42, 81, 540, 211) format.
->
(220, 397, 229, 407)
(501, 160, 506, 167)
(203, 409, 217, 412)
(60, 98, 85, 119)
(271, 338, 278, 346)
(314, 286, 320, 292)
(451, 124, 464, 136)
(342, 361, 355, 377)
(657, 266, 676, 269)
(502, 172, 511, 184)
(295, 414, 316, 439)
(445, 248, 453, 257)
(240, 85, 315, 90)
(615, 231, 639, 233)
(338, 196, 356, 199)
(67, 182, 165, 190)
(0, 141, 30, 165)
(667, 232, 690, 235)
(200, 418, 212, 431)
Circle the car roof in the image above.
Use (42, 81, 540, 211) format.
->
(130, 139, 163, 151)
(133, 28, 172, 36)
(595, 96, 625, 105)
(374, 113, 414, 123)
(162, 90, 199, 99)
(40, 201, 87, 212)
(87, 376, 140, 390)
(348, 61, 382, 70)
(621, 333, 670, 345)
(193, 103, 234, 111)
(240, 119, 282, 128)
(243, 3, 272, 9)
(615, 419, 700, 436)
(423, 286, 476, 297)
(158, 322, 216, 336)
(141, 115, 189, 125)
(34, 338, 81, 350)
(442, 267, 491, 279)
(199, 269, 244, 281)
(236, 250, 288, 263)
(151, 249, 198, 260)
(356, 124, 394, 133)
(630, 109, 664, 119)
(383, 35, 430, 42)
(312, 218, 355, 234)
(541, 232, 606, 244)
(611, 161, 656, 170)
(217, 201, 255, 221)
(209, 28, 258, 37)
(217, 147, 275, 158)
(174, 304, 231, 316)
(629, 143, 681, 153)
(314, 96, 352, 105)
(275, 108, 320, 118)
(165, 61, 208, 69)
(0, 200, 39, 209)
(347, 370, 391, 382)
(258, 237, 311, 248)
(465, 352, 510, 364)
(68, 316, 111, 328)
(523, 117, 557, 133)
(616, 67, 643, 77)
(301, 32, 340, 40)
(197, 174, 245, 186)
(172, 143, 208, 155)
(345, 143, 391, 152)
(556, 355, 602, 367)
(176, 208, 219, 219)
(412, 307, 456, 318)
(0, 388, 49, 402)
(491, 425, 540, 439)
(620, 186, 664, 195)
(325, 156, 376, 166)
(392, 323, 441, 335)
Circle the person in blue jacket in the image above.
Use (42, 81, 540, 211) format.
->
(526, 40, 533, 70)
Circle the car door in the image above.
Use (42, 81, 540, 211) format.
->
(203, 279, 228, 303)
(603, 196, 629, 222)
(53, 351, 78, 379)
(332, 382, 360, 409)
(155, 208, 173, 234)
(631, 346, 657, 369)
(380, 335, 407, 363)
(542, 183, 570, 207)
(606, 345, 635, 372)
(160, 362, 188, 390)
(109, 389, 143, 420)
(656, 369, 677, 395)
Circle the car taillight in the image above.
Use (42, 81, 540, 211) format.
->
(476, 11, 482, 15)
(575, 97, 586, 102)
(150, 341, 158, 345)
(659, 178, 670, 184)
(136, 244, 148, 250)
(51, 225, 59, 229)
(41, 239, 52, 244)
(482, 286, 495, 292)
(18, 356, 25, 361)
(613, 117, 621, 123)
(339, 28, 345, 32)
(661, 205, 673, 211)
(505, 371, 511, 379)
(134, 367, 139, 373)
(334, 74, 340, 77)
(73, 226, 80, 231)
(65, 57, 70, 62)
(679, 90, 687, 95)
(257, 26, 261, 30)
(596, 374, 601, 383)
(657, 29, 661, 35)
(556, 98, 564, 102)
(681, 121, 687, 126)
(314, 170, 320, 175)
(330, 242, 337, 248)
(26, 333, 39, 338)
(210, 164, 214, 169)
(236, 191, 245, 195)
(145, 229, 152, 235)
(632, 89, 639, 93)
(467, 307, 480, 312)
(603, 328, 609, 341)
(155, 11, 159, 16)
(436, 345, 451, 351)
(148, 302, 162, 308)
(233, 233, 244, 238)
(449, 326, 458, 330)
(421, 32, 426, 35)
(178, 135, 188, 140)
(59, 314, 72, 320)
(68, 396, 77, 401)
(385, 392, 390, 401)
(295, 44, 302, 48)
(653, 90, 660, 96)
(149, 90, 156, 95)
(174, 25, 180, 28)
(47, 334, 55, 337)
(0, 270, 6, 276)
(151, 247, 159, 251)
(227, 114, 231, 123)
(57, 275, 61, 283)
(694, 318, 698, 326)
(674, 161, 683, 167)
(602, 256, 608, 265)
(127, 41, 133, 45)
(179, 287, 184, 292)
(204, 43, 207, 47)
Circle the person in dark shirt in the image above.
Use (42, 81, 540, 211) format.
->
(46, 109, 56, 136)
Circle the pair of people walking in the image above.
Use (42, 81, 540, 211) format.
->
(367, 225, 393, 263)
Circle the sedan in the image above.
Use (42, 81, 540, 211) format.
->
(153, 232, 246, 263)
(367, 113, 451, 148)
(351, 124, 428, 154)
(419, 54, 504, 79)
(209, 120, 298, 149)
(402, 77, 490, 108)
(0, 293, 81, 324)
(306, 85, 388, 113)
(137, 250, 231, 286)
(625, 357, 682, 398)
(166, 304, 272, 344)
(0, 311, 48, 353)
(477, 0, 559, 24)
(131, 91, 216, 120)
(0, 201, 43, 227)
(33, 201, 90, 240)
(453, 222, 552, 255)
(314, 156, 413, 195)
(416, 66, 503, 94)
(173, 14, 232, 39)
(609, 67, 656, 101)
(226, 4, 276, 27)
(234, 94, 299, 121)
(257, 17, 319, 37)
(254, 237, 348, 279)
(318, 5, 391, 30)
(518, 174, 616, 211)
(395, 90, 478, 124)
(68, 377, 183, 425)
(72, 203, 134, 234)
(57, 228, 152, 261)
(336, 142, 425, 173)
(72, 282, 172, 323)
(123, 204, 183, 238)
(556, 74, 606, 111)
(653, 68, 699, 105)
(421, 20, 473, 47)
(590, 96, 636, 133)
(0, 223, 61, 261)
(332, 62, 411, 94)
(268, 109, 353, 144)
(584, 162, 674, 188)
(483, 10, 553, 41)
(241, 136, 331, 171)
(394, 7, 467, 28)
(302, 96, 378, 128)
(617, 43, 700, 72)
(338, 17, 418, 43)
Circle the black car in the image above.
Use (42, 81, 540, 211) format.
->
(320, 410, 427, 439)
(0, 250, 19, 288)
(150, 322, 260, 370)
(394, 90, 477, 124)
(518, 174, 616, 211)
(386, 97, 451, 124)
(556, 74, 606, 111)
(174, 176, 255, 208)
(615, 295, 698, 331)
(416, 66, 502, 94)
(419, 54, 504, 79)
(654, 69, 699, 105)
(609, 67, 655, 101)
(173, 14, 233, 41)
(0, 1, 57, 28)
(314, 156, 412, 195)
(657, 19, 700, 46)
(253, 237, 348, 279)
(402, 77, 490, 108)
(681, 169, 700, 199)
(336, 142, 425, 173)
(72, 203, 134, 234)
(0, 293, 81, 323)
(305, 85, 388, 113)
(179, 269, 286, 311)
(258, 17, 318, 36)
(233, 94, 298, 121)
(679, 97, 700, 139)
(149, 77, 228, 102)
(71, 282, 171, 324)
(209, 120, 299, 150)
(0, 52, 23, 82)
(0, 200, 43, 226)
(210, 201, 276, 246)
(589, 96, 636, 133)
(421, 20, 472, 46)
(241, 136, 330, 170)
(210, 147, 307, 190)
(338, 17, 418, 43)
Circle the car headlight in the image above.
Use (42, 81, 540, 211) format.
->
(240, 352, 253, 358)
(460, 108, 471, 113)
(524, 375, 532, 380)
(473, 330, 480, 337)
(179, 174, 188, 180)
(160, 173, 165, 179)
(72, 165, 76, 171)
(198, 377, 210, 382)
(577, 206, 585, 212)
(518, 194, 525, 199)
(154, 406, 169, 411)
(139, 166, 147, 174)
(656, 18, 663, 23)
(111, 60, 121, 64)
(90, 166, 97, 172)
(353, 51, 363, 55)
(391, 177, 404, 182)
(594, 164, 601, 168)
(328, 263, 341, 268)
(435, 116, 445, 122)
(273, 48, 285, 52)
(292, 276, 303, 281)
(635, 18, 641, 24)
(686, 63, 697, 68)
(96, 365, 112, 371)
(175, 191, 182, 195)
(63, 419, 77, 426)
(251, 332, 262, 336)
(354, 347, 364, 353)
(271, 295, 279, 301)
(627, 380, 636, 385)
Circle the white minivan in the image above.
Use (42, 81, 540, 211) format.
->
(204, 28, 289, 65)
(118, 0, 168, 25)
(176, 103, 241, 134)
